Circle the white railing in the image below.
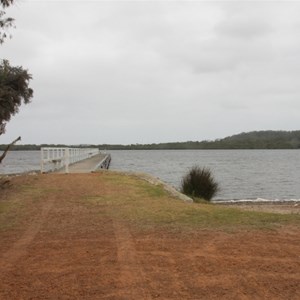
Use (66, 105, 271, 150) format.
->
(40, 147, 99, 173)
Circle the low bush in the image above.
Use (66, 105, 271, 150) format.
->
(181, 166, 219, 201)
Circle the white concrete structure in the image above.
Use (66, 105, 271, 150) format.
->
(40, 147, 99, 173)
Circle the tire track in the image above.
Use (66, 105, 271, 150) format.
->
(151, 250, 191, 298)
(0, 198, 54, 274)
(112, 220, 152, 300)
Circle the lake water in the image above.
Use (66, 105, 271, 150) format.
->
(0, 151, 41, 174)
(1, 150, 300, 201)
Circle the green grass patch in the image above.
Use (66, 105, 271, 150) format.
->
(0, 179, 62, 231)
(175, 205, 299, 229)
(83, 173, 300, 230)
(20, 185, 62, 194)
(0, 202, 11, 214)
(0, 199, 25, 231)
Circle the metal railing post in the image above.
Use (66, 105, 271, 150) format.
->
(65, 148, 70, 173)
(40, 148, 44, 173)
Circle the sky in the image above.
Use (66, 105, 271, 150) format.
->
(1, 0, 300, 145)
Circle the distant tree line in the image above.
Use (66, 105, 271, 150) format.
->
(1, 130, 300, 151)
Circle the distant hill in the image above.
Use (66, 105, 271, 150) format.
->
(205, 130, 300, 149)
(1, 130, 300, 150)
(98, 130, 300, 149)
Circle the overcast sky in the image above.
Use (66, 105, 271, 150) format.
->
(1, 0, 300, 145)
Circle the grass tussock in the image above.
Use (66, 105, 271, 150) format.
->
(181, 166, 219, 201)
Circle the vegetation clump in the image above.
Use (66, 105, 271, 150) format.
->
(181, 166, 219, 201)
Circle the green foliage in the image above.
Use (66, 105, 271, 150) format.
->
(181, 166, 219, 201)
(1, 1, 14, 7)
(0, 0, 33, 136)
(0, 0, 14, 44)
(0, 60, 33, 135)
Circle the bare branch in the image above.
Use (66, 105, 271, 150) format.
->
(0, 135, 21, 163)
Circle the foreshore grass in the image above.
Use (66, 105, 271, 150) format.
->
(84, 172, 300, 230)
(0, 172, 299, 232)
(0, 191, 26, 231)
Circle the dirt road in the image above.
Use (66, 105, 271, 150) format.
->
(0, 173, 299, 299)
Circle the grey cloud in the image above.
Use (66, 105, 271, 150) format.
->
(215, 16, 273, 39)
(1, 1, 300, 144)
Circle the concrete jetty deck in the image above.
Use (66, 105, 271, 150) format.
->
(56, 153, 111, 173)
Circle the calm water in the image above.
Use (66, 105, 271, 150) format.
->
(0, 151, 41, 174)
(1, 150, 300, 201)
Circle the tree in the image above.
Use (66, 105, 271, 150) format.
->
(1, 0, 14, 7)
(0, 60, 33, 135)
(0, 0, 33, 164)
(0, 0, 14, 44)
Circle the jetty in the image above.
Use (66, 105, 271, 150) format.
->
(40, 147, 111, 173)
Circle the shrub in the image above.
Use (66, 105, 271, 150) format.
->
(181, 166, 219, 201)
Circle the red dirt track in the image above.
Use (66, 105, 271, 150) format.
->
(0, 174, 299, 299)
